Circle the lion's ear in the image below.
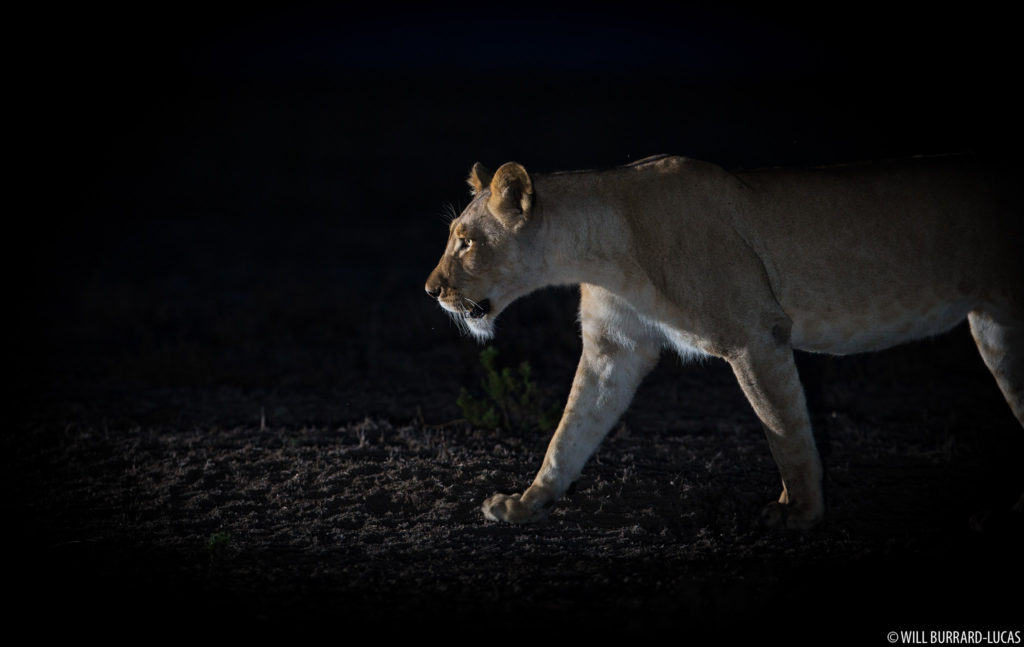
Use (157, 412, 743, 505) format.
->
(487, 162, 533, 229)
(467, 162, 493, 196)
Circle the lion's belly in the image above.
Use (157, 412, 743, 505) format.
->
(788, 297, 974, 355)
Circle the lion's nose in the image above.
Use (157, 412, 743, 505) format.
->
(425, 284, 441, 299)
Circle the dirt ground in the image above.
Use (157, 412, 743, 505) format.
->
(12, 8, 1023, 642)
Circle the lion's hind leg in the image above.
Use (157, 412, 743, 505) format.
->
(969, 305, 1024, 426)
(968, 304, 1024, 530)
(728, 326, 824, 529)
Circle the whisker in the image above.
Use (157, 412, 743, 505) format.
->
(439, 202, 460, 225)
(445, 308, 470, 335)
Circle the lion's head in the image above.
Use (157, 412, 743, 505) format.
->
(425, 161, 537, 341)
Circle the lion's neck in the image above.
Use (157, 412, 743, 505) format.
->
(532, 174, 638, 292)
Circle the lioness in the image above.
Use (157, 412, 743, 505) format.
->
(425, 154, 1022, 528)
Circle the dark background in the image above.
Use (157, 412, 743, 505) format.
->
(22, 2, 1024, 423)
(11, 2, 1023, 641)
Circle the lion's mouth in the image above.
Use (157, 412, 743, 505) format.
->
(466, 299, 491, 319)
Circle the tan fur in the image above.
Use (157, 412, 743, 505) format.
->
(425, 154, 1024, 528)
(467, 162, 492, 196)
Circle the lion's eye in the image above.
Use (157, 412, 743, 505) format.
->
(458, 237, 473, 250)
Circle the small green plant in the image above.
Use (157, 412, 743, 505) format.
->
(457, 346, 562, 433)
(206, 531, 232, 564)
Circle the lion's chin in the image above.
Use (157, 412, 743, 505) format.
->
(465, 315, 496, 342)
(439, 301, 498, 341)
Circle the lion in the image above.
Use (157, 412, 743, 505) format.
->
(424, 154, 1023, 528)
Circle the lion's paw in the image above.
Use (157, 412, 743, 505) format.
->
(481, 492, 548, 524)
(760, 500, 823, 530)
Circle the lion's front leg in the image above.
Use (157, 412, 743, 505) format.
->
(481, 341, 657, 523)
(482, 289, 660, 524)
